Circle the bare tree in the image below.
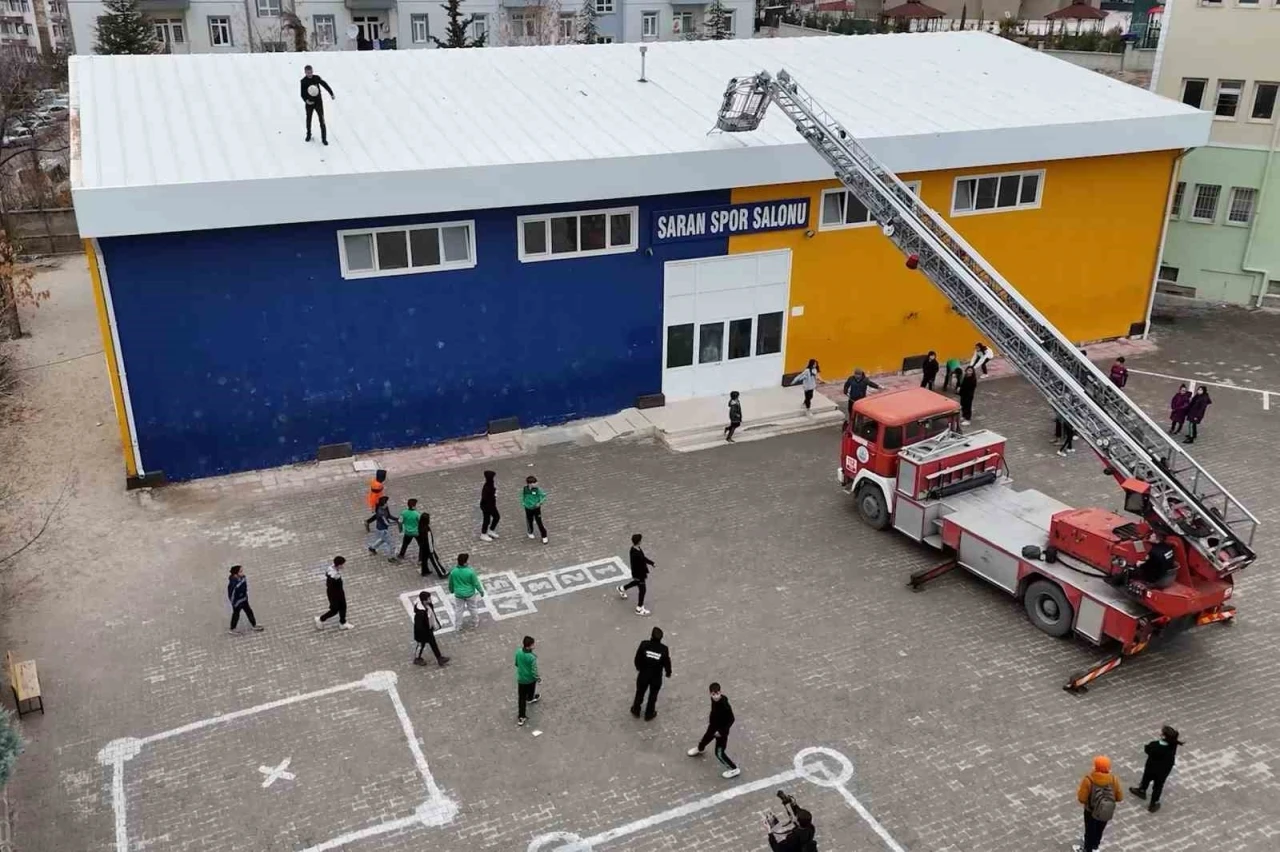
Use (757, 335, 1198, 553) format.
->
(499, 0, 573, 46)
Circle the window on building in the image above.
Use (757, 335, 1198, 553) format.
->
(666, 324, 694, 368)
(559, 12, 574, 39)
(255, 0, 280, 16)
(1180, 78, 1207, 109)
(756, 312, 783, 356)
(1158, 265, 1179, 283)
(1227, 187, 1257, 225)
(595, 0, 614, 12)
(728, 317, 752, 359)
(674, 11, 693, 32)
(509, 12, 535, 38)
(152, 18, 184, 47)
(313, 14, 336, 46)
(820, 182, 919, 230)
(952, 171, 1042, 215)
(517, 207, 638, 262)
(597, 35, 614, 42)
(208, 16, 231, 46)
(1214, 79, 1243, 118)
(1190, 184, 1221, 222)
(641, 10, 658, 37)
(411, 13, 428, 43)
(338, 222, 476, 279)
(472, 13, 487, 41)
(1237, 0, 1258, 6)
(353, 15, 382, 41)
(260, 40, 286, 51)
(1170, 181, 1185, 217)
(723, 9, 735, 35)
(1251, 82, 1278, 121)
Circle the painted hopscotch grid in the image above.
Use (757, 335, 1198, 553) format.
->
(397, 556, 629, 633)
(97, 671, 457, 852)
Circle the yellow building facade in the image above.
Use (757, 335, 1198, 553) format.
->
(729, 150, 1178, 377)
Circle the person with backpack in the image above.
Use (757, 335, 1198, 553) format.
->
(364, 469, 386, 514)
(1130, 726, 1184, 813)
(1074, 755, 1123, 852)
(411, 591, 450, 667)
(1109, 356, 1129, 388)
(789, 359, 822, 415)
(522, 476, 549, 543)
(724, 391, 743, 442)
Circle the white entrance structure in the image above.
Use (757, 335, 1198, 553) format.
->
(661, 249, 791, 401)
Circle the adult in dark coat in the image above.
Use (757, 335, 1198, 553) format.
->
(920, 351, 940, 391)
(412, 591, 450, 667)
(958, 366, 978, 425)
(1183, 387, 1212, 444)
(1130, 726, 1183, 812)
(631, 626, 672, 720)
(479, 470, 500, 541)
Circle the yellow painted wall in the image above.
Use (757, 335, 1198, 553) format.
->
(729, 150, 1177, 377)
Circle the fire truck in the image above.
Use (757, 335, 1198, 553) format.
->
(714, 71, 1260, 691)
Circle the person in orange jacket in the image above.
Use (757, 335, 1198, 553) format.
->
(1074, 755, 1123, 852)
(365, 469, 387, 513)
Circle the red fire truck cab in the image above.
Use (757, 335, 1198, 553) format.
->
(838, 388, 1236, 691)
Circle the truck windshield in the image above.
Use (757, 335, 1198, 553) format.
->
(851, 414, 879, 442)
(904, 413, 955, 444)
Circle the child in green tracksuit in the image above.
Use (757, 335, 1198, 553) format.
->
(942, 357, 964, 393)
(515, 635, 540, 726)
(447, 553, 485, 629)
(522, 476, 548, 543)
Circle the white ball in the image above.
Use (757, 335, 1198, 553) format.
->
(308, 85, 320, 98)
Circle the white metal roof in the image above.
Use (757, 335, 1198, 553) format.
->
(70, 32, 1210, 238)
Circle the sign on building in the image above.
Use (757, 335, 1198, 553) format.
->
(652, 199, 811, 244)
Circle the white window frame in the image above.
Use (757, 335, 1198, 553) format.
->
(337, 220, 478, 280)
(723, 9, 735, 36)
(255, 0, 280, 17)
(313, 14, 336, 46)
(641, 10, 658, 37)
(1170, 181, 1185, 218)
(472, 13, 487, 41)
(674, 11, 692, 32)
(153, 17, 184, 45)
(352, 15, 382, 41)
(509, 11, 535, 38)
(517, 206, 639, 263)
(819, 182, 920, 232)
(1214, 79, 1243, 119)
(1250, 81, 1278, 122)
(1180, 77, 1207, 109)
(950, 170, 1044, 217)
(1190, 184, 1221, 223)
(559, 12, 574, 39)
(595, 0, 614, 12)
(208, 16, 232, 47)
(1226, 187, 1257, 226)
(411, 13, 429, 43)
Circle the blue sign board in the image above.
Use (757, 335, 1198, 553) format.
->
(652, 198, 811, 244)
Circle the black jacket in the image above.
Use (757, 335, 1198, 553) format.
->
(921, 358, 939, 382)
(708, 695, 735, 732)
(843, 374, 881, 401)
(413, 602, 436, 642)
(480, 479, 497, 509)
(325, 566, 345, 602)
(629, 545, 654, 579)
(959, 374, 978, 399)
(634, 638, 672, 680)
(1143, 738, 1180, 776)
(769, 825, 817, 852)
(300, 75, 334, 104)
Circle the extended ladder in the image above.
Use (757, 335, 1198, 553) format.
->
(714, 70, 1258, 576)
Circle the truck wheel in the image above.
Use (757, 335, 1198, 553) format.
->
(1023, 579, 1074, 638)
(855, 484, 890, 530)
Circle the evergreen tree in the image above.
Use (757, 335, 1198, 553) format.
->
(705, 0, 732, 39)
(0, 708, 22, 788)
(93, 0, 160, 55)
(576, 0, 599, 44)
(431, 0, 486, 47)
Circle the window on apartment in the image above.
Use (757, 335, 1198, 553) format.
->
(1180, 78, 1207, 109)
(1252, 82, 1278, 121)
(1215, 79, 1243, 118)
(208, 16, 231, 46)
(597, 35, 614, 42)
(559, 12, 574, 39)
(952, 171, 1042, 215)
(313, 14, 336, 46)
(1170, 181, 1185, 217)
(595, 0, 614, 12)
(518, 207, 637, 262)
(723, 9, 736, 35)
(756, 312, 783, 356)
(339, 222, 476, 279)
(152, 18, 184, 46)
(509, 12, 535, 38)
(1227, 187, 1257, 225)
(820, 182, 919, 230)
(472, 13, 487, 41)
(411, 13, 428, 43)
(1190, 184, 1221, 222)
(255, 0, 280, 16)
(1158, 265, 1179, 283)
(641, 10, 658, 37)
(1237, 0, 1258, 6)
(674, 11, 693, 32)
(352, 15, 382, 41)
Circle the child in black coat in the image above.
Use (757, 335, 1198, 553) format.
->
(1130, 725, 1184, 812)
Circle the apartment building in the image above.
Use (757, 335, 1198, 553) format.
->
(65, 0, 753, 54)
(1152, 0, 1280, 305)
(0, 0, 72, 56)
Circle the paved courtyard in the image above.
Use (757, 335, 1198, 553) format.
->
(2, 261, 1279, 852)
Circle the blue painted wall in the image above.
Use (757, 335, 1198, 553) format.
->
(100, 191, 731, 480)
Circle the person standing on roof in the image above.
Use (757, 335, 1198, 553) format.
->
(958, 366, 978, 426)
(300, 65, 335, 146)
(790, 359, 822, 416)
(842, 369, 880, 417)
(920, 351, 939, 391)
(969, 342, 993, 376)
(1073, 755, 1123, 852)
(1183, 386, 1212, 445)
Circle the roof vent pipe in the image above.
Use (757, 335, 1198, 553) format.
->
(639, 46, 648, 83)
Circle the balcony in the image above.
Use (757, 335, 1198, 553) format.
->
(137, 0, 189, 10)
(345, 0, 391, 9)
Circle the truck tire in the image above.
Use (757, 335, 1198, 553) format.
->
(855, 483, 891, 530)
(1023, 579, 1074, 638)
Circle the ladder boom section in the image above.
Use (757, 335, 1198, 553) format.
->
(715, 71, 1258, 576)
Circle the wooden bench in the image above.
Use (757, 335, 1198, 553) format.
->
(6, 651, 43, 717)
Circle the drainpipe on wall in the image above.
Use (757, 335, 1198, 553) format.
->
(1242, 116, 1280, 307)
(1142, 147, 1193, 338)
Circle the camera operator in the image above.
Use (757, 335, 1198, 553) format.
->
(767, 792, 817, 852)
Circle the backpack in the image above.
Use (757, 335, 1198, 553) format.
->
(1088, 778, 1116, 822)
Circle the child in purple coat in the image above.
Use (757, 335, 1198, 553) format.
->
(1169, 385, 1192, 435)
(1183, 387, 1212, 444)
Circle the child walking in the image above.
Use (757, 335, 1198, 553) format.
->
(687, 682, 740, 779)
(724, 391, 742, 442)
(479, 470, 500, 541)
(398, 498, 423, 560)
(365, 495, 398, 561)
(920, 351, 939, 391)
(790, 359, 822, 415)
(419, 512, 448, 578)
(227, 565, 264, 634)
(1169, 384, 1192, 434)
(522, 476, 548, 543)
(447, 553, 485, 629)
(617, 533, 655, 616)
(412, 591, 450, 667)
(515, 636, 541, 727)
(314, 556, 352, 631)
(958, 366, 978, 426)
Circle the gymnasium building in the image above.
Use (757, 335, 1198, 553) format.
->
(69, 33, 1209, 484)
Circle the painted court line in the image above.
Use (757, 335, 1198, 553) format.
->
(1129, 368, 1279, 407)
(97, 671, 457, 852)
(526, 747, 907, 852)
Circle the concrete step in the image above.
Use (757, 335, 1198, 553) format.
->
(663, 407, 845, 453)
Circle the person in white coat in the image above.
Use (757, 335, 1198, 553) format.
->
(969, 343, 993, 376)
(790, 359, 822, 415)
